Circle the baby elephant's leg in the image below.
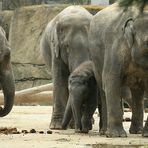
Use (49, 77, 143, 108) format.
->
(81, 100, 97, 133)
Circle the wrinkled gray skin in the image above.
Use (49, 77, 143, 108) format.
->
(89, 3, 148, 137)
(62, 61, 98, 133)
(40, 6, 92, 129)
(0, 26, 15, 117)
(61, 61, 131, 134)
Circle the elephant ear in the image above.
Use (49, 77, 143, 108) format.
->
(51, 22, 59, 58)
(123, 18, 135, 48)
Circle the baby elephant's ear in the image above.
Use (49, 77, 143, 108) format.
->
(122, 18, 134, 48)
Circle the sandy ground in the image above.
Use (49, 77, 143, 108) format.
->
(0, 106, 148, 148)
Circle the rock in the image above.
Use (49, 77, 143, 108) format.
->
(30, 129, 36, 133)
(1, 0, 47, 10)
(9, 5, 67, 90)
(39, 131, 44, 134)
(0, 127, 18, 135)
(12, 62, 51, 90)
(22, 130, 29, 134)
(47, 130, 52, 134)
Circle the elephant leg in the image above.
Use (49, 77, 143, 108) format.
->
(50, 57, 69, 129)
(62, 97, 72, 129)
(129, 87, 144, 134)
(81, 111, 91, 133)
(99, 88, 107, 135)
(104, 75, 126, 137)
(81, 100, 97, 133)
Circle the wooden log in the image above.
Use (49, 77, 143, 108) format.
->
(16, 83, 53, 96)
(14, 91, 53, 105)
(0, 84, 53, 105)
(0, 91, 53, 105)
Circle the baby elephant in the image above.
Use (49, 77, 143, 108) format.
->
(62, 61, 98, 133)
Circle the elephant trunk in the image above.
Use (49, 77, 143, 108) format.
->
(0, 65, 15, 117)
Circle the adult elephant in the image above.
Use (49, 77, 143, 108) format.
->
(40, 6, 92, 129)
(0, 26, 15, 117)
(89, 3, 148, 137)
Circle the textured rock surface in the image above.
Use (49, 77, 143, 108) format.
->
(1, 0, 47, 10)
(8, 5, 69, 90)
(0, 4, 102, 90)
(9, 5, 68, 90)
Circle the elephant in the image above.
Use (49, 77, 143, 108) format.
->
(62, 61, 98, 133)
(40, 6, 92, 129)
(61, 60, 132, 133)
(0, 26, 15, 117)
(89, 3, 148, 137)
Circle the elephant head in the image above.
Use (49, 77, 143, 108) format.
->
(52, 12, 92, 70)
(68, 75, 90, 104)
(0, 26, 15, 117)
(123, 12, 148, 71)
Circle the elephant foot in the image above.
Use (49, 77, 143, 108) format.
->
(106, 127, 127, 137)
(50, 117, 63, 129)
(82, 120, 92, 131)
(81, 124, 92, 133)
(129, 124, 143, 134)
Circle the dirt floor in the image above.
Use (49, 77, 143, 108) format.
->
(0, 106, 148, 148)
